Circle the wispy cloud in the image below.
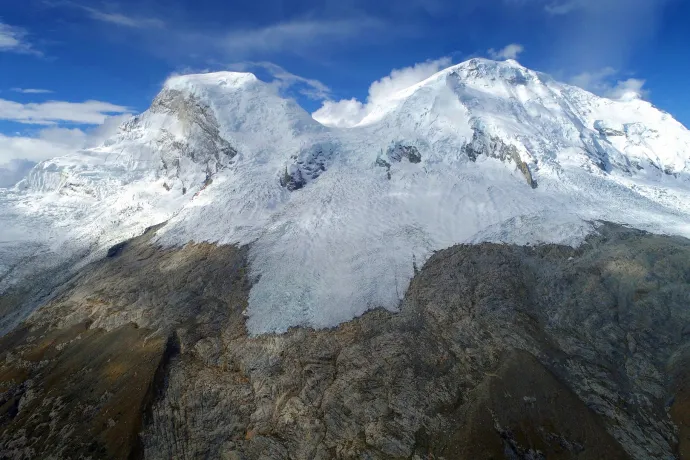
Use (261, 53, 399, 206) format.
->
(570, 67, 648, 101)
(11, 88, 53, 94)
(487, 43, 525, 60)
(569, 66, 617, 91)
(544, 0, 584, 15)
(219, 18, 385, 57)
(47, 1, 165, 29)
(47, 0, 390, 61)
(79, 5, 165, 28)
(228, 61, 331, 100)
(0, 98, 130, 125)
(541, 0, 673, 74)
(0, 21, 42, 56)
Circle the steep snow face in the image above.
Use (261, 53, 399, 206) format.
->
(351, 58, 690, 175)
(2, 62, 690, 334)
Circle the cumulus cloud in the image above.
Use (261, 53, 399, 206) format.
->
(313, 57, 452, 128)
(487, 43, 525, 60)
(228, 61, 331, 100)
(570, 67, 647, 101)
(0, 21, 41, 56)
(0, 98, 130, 125)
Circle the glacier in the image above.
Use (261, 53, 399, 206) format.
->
(1, 58, 690, 334)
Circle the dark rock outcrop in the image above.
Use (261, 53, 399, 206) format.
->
(463, 128, 537, 188)
(1, 223, 689, 459)
(279, 166, 307, 191)
(376, 143, 423, 179)
(387, 144, 422, 164)
(139, 89, 238, 190)
(106, 241, 128, 258)
(596, 127, 626, 137)
(280, 143, 336, 191)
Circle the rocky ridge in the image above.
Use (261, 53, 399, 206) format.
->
(0, 223, 689, 459)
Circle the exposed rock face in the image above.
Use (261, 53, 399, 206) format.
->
(376, 143, 423, 179)
(463, 128, 537, 188)
(387, 144, 422, 164)
(143, 88, 238, 188)
(0, 323, 167, 459)
(280, 143, 337, 191)
(596, 127, 626, 137)
(279, 165, 307, 191)
(1, 223, 689, 459)
(0, 227, 249, 459)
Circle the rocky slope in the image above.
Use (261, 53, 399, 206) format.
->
(1, 222, 688, 459)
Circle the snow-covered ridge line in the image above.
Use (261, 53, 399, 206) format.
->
(1, 58, 690, 335)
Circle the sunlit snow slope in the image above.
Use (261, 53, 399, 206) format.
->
(2, 58, 690, 334)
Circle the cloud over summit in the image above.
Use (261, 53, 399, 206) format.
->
(313, 57, 452, 127)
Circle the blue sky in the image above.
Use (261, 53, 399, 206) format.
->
(0, 0, 689, 185)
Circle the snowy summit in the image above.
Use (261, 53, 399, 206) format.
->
(2, 58, 690, 334)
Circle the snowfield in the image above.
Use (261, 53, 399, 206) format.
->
(2, 58, 690, 334)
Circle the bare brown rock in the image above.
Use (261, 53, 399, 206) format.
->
(1, 223, 689, 459)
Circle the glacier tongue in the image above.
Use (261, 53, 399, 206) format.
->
(2, 59, 690, 334)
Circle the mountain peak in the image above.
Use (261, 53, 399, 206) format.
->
(2, 58, 690, 337)
(163, 71, 259, 92)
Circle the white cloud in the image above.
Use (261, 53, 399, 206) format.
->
(368, 57, 453, 101)
(220, 18, 384, 57)
(84, 114, 133, 147)
(606, 78, 647, 101)
(0, 114, 131, 188)
(569, 66, 618, 90)
(229, 61, 331, 100)
(0, 129, 84, 164)
(0, 21, 41, 56)
(0, 131, 82, 188)
(570, 67, 647, 101)
(11, 88, 53, 94)
(0, 98, 130, 125)
(0, 159, 36, 188)
(487, 43, 525, 60)
(313, 57, 452, 128)
(312, 99, 368, 128)
(36, 126, 89, 148)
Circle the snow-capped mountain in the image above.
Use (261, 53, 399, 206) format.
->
(2, 58, 690, 334)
